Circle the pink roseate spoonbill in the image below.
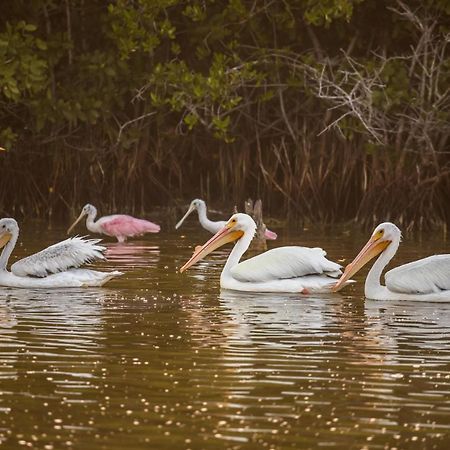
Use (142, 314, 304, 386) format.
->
(333, 222, 450, 301)
(67, 204, 160, 243)
(179, 213, 350, 293)
(176, 199, 278, 240)
(0, 218, 122, 288)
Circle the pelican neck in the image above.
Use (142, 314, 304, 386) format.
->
(0, 231, 18, 271)
(365, 238, 400, 297)
(222, 229, 255, 276)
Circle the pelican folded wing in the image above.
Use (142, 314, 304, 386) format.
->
(385, 254, 450, 294)
(230, 246, 342, 283)
(11, 237, 106, 278)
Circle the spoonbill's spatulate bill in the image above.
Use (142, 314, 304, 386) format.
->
(333, 222, 450, 301)
(175, 199, 278, 240)
(180, 213, 350, 293)
(67, 204, 160, 243)
(0, 218, 122, 288)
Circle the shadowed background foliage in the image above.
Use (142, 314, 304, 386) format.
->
(0, 0, 449, 229)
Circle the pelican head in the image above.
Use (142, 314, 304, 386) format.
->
(333, 222, 401, 291)
(67, 203, 97, 235)
(175, 199, 206, 230)
(179, 213, 256, 272)
(0, 218, 18, 249)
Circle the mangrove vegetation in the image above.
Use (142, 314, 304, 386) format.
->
(1, 0, 449, 228)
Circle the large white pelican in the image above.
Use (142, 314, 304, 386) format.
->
(180, 213, 350, 293)
(333, 222, 450, 301)
(176, 199, 278, 240)
(0, 218, 122, 288)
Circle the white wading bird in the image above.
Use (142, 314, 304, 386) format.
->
(333, 222, 450, 301)
(176, 199, 278, 240)
(0, 218, 122, 288)
(180, 213, 351, 293)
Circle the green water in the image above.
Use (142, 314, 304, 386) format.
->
(0, 223, 449, 449)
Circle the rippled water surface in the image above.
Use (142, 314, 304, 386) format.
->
(1, 222, 450, 449)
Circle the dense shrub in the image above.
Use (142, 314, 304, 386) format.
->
(0, 0, 449, 228)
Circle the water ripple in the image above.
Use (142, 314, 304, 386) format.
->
(0, 226, 449, 449)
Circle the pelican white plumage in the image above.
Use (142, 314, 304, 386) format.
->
(0, 218, 122, 288)
(333, 222, 450, 301)
(176, 199, 278, 240)
(180, 213, 350, 293)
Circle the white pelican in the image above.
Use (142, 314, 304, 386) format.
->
(176, 199, 278, 240)
(333, 222, 450, 301)
(180, 213, 350, 293)
(67, 203, 160, 243)
(0, 218, 122, 288)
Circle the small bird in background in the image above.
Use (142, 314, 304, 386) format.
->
(176, 198, 278, 240)
(67, 203, 160, 243)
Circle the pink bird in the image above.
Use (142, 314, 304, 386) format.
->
(67, 204, 160, 243)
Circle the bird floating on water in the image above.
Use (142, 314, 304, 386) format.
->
(0, 218, 122, 288)
(176, 199, 277, 240)
(180, 213, 350, 293)
(67, 204, 160, 243)
(333, 222, 450, 301)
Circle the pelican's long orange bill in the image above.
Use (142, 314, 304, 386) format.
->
(0, 232, 12, 249)
(179, 226, 244, 273)
(333, 236, 391, 292)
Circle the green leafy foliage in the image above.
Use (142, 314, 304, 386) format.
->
(0, 21, 48, 101)
(2, 0, 447, 147)
(304, 0, 365, 26)
(148, 53, 261, 138)
(0, 0, 449, 227)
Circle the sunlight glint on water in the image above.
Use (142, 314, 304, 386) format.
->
(0, 223, 449, 449)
